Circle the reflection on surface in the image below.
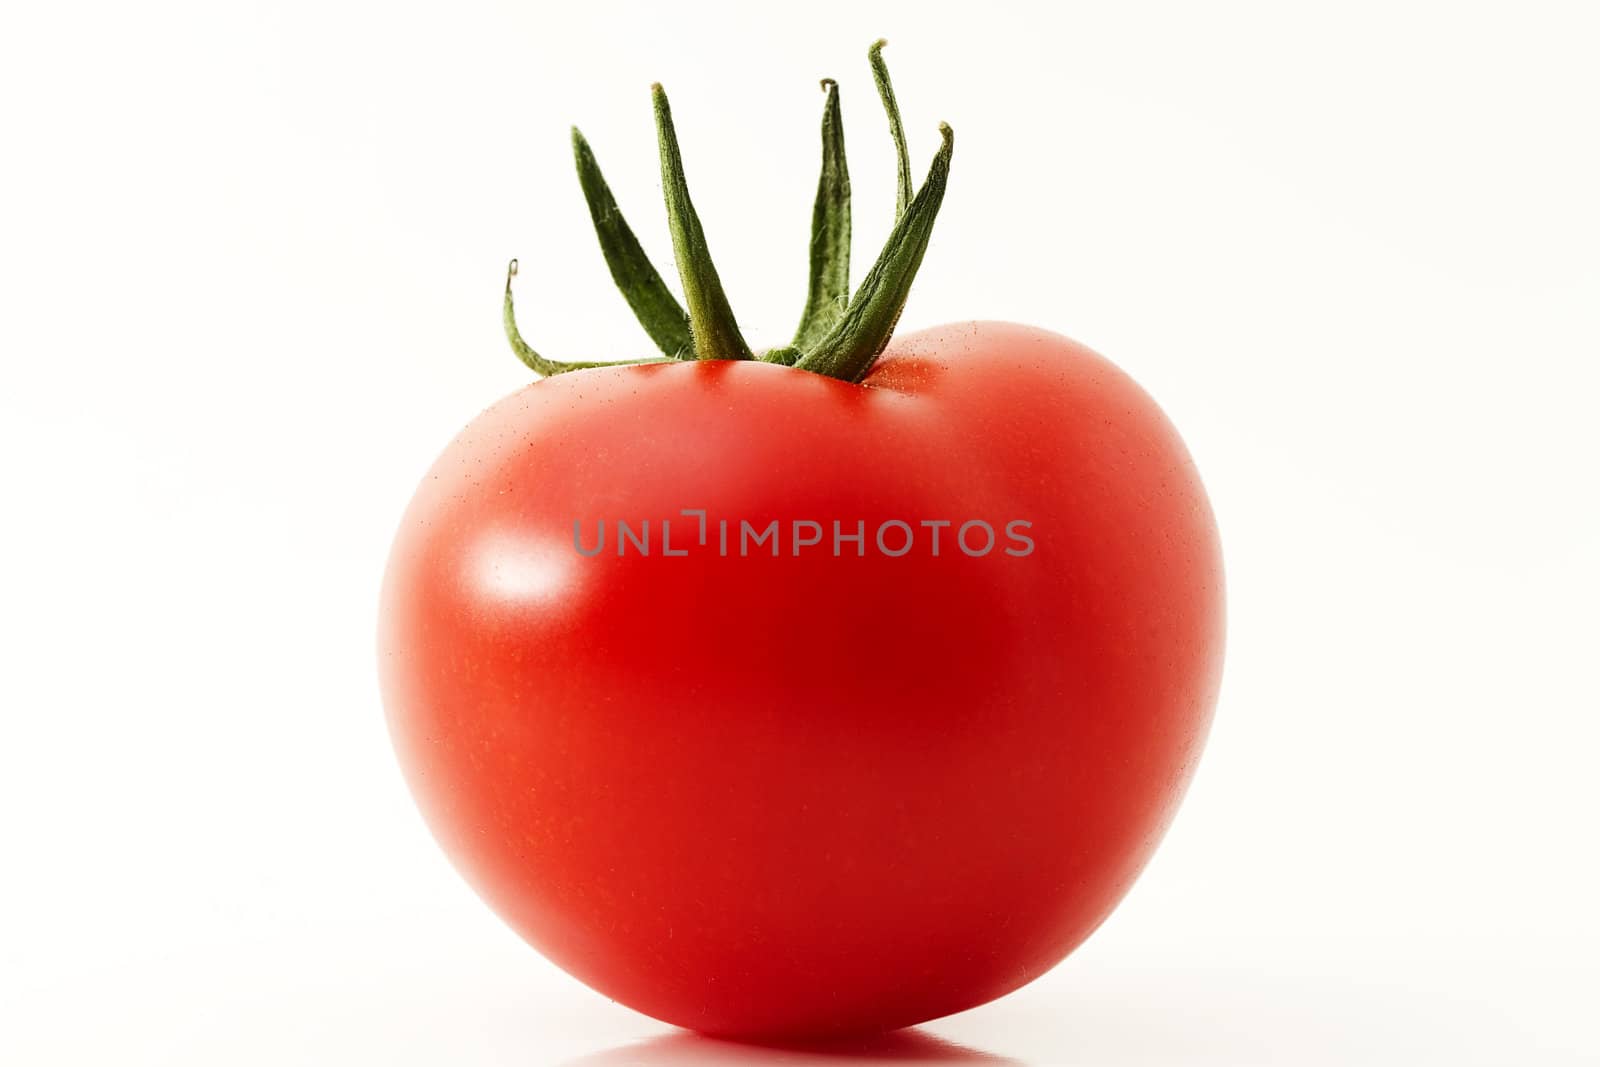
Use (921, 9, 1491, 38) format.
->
(562, 1027, 1023, 1065)
(470, 530, 575, 605)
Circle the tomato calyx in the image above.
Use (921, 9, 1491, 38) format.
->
(503, 40, 955, 384)
(503, 261, 680, 376)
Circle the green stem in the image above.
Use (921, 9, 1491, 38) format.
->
(652, 84, 753, 361)
(503, 42, 953, 385)
(792, 123, 953, 383)
(571, 128, 693, 358)
(760, 345, 801, 365)
(789, 78, 851, 350)
(869, 39, 912, 220)
(504, 260, 676, 377)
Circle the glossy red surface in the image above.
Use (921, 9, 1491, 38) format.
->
(379, 322, 1224, 1037)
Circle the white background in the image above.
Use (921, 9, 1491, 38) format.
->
(3, 1, 1597, 1063)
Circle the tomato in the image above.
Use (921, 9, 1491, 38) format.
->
(379, 43, 1223, 1039)
(380, 321, 1223, 1036)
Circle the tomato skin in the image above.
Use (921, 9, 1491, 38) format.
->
(379, 321, 1224, 1037)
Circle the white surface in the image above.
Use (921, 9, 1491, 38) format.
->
(3, 1, 1597, 1063)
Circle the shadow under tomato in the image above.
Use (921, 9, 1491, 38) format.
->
(561, 1027, 1023, 1065)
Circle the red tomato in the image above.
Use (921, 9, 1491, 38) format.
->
(379, 321, 1224, 1037)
